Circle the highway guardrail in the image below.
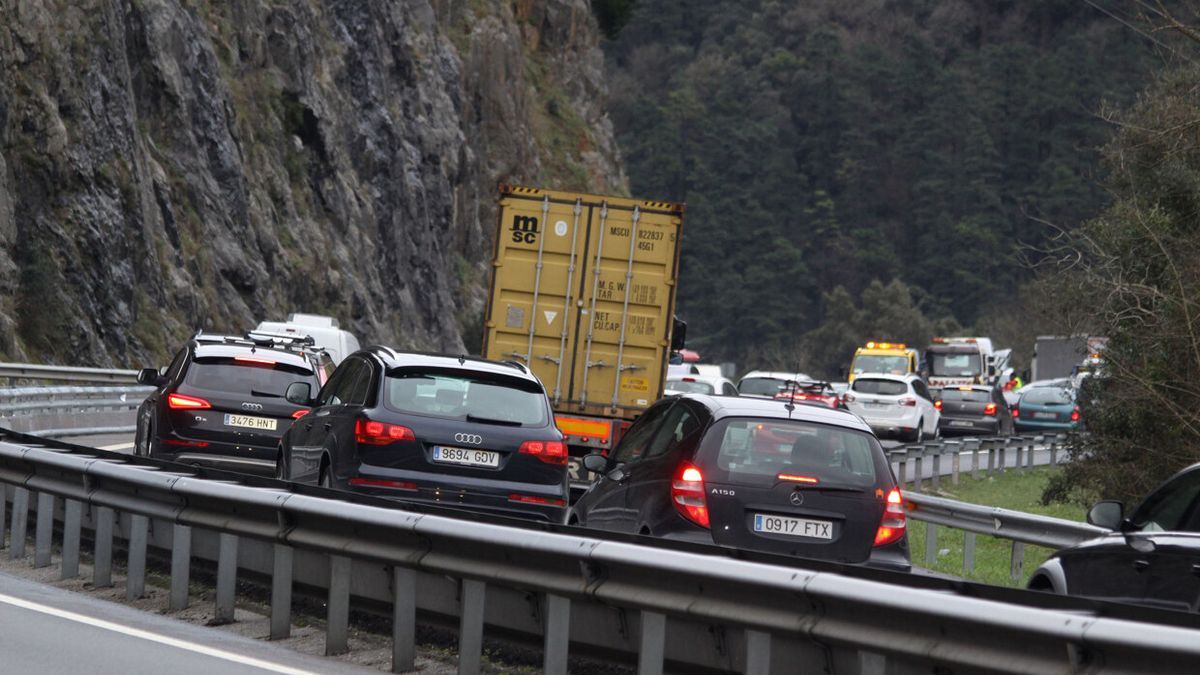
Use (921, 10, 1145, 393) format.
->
(0, 363, 140, 383)
(1, 430, 1198, 674)
(0, 385, 150, 437)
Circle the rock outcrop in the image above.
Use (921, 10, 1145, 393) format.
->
(0, 0, 626, 365)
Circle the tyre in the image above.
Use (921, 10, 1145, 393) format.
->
(133, 415, 147, 457)
(912, 420, 925, 444)
(136, 416, 155, 457)
(318, 461, 333, 489)
(274, 450, 287, 481)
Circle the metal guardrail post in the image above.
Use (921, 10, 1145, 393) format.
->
(393, 566, 417, 673)
(745, 630, 771, 675)
(999, 439, 1011, 474)
(34, 492, 54, 568)
(965, 437, 981, 480)
(327, 555, 352, 656)
(215, 533, 238, 623)
(945, 440, 961, 486)
(170, 524, 192, 610)
(925, 523, 939, 565)
(459, 578, 487, 675)
(10, 486, 28, 559)
(1014, 440, 1026, 474)
(61, 499, 82, 579)
(910, 446, 925, 492)
(638, 610, 666, 675)
(127, 514, 149, 600)
(271, 544, 294, 640)
(94, 506, 114, 587)
(927, 443, 943, 490)
(891, 450, 908, 486)
(985, 439, 996, 476)
(1011, 541, 1025, 581)
(0, 483, 7, 549)
(1049, 436, 1059, 466)
(963, 532, 977, 573)
(544, 593, 571, 675)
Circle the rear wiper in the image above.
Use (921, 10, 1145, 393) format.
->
(250, 389, 282, 398)
(791, 484, 867, 494)
(465, 414, 523, 427)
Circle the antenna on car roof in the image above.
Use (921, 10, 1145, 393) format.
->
(458, 354, 466, 366)
(784, 366, 799, 417)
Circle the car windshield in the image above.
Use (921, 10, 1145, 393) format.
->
(666, 379, 715, 394)
(384, 369, 548, 426)
(739, 377, 793, 397)
(851, 378, 908, 396)
(184, 357, 313, 397)
(939, 388, 991, 403)
(699, 418, 880, 488)
(1021, 387, 1074, 405)
(852, 354, 909, 375)
(929, 352, 982, 377)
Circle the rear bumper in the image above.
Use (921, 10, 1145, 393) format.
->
(1014, 419, 1077, 432)
(938, 417, 1000, 436)
(346, 463, 568, 522)
(154, 432, 276, 476)
(867, 423, 918, 440)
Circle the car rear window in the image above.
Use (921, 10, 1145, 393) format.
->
(1020, 387, 1073, 405)
(184, 357, 314, 396)
(939, 388, 991, 403)
(384, 369, 549, 427)
(698, 418, 881, 488)
(667, 379, 715, 394)
(851, 378, 907, 396)
(738, 377, 789, 397)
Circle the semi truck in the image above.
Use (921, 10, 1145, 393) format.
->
(924, 337, 1011, 387)
(481, 185, 685, 494)
(1032, 335, 1108, 382)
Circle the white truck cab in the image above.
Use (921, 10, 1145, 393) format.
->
(254, 314, 361, 365)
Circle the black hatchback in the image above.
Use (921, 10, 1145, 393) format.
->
(935, 384, 1014, 437)
(570, 395, 910, 571)
(278, 348, 568, 521)
(135, 332, 334, 474)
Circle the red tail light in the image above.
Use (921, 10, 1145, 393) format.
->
(1012, 407, 1020, 418)
(349, 477, 417, 491)
(163, 438, 210, 448)
(234, 356, 277, 366)
(671, 462, 710, 528)
(934, 400, 943, 411)
(508, 493, 566, 506)
(519, 440, 568, 465)
(874, 488, 906, 546)
(168, 393, 211, 410)
(355, 418, 416, 445)
(983, 402, 997, 416)
(291, 409, 310, 419)
(1071, 406, 1080, 422)
(898, 397, 917, 407)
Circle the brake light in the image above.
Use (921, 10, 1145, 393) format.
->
(163, 438, 210, 448)
(1012, 407, 1020, 418)
(292, 409, 310, 419)
(508, 493, 566, 506)
(874, 488, 906, 546)
(349, 477, 417, 490)
(168, 393, 211, 410)
(984, 402, 997, 416)
(934, 400, 943, 411)
(778, 473, 819, 484)
(234, 356, 277, 365)
(671, 462, 710, 528)
(519, 440, 568, 465)
(354, 418, 416, 445)
(898, 397, 917, 407)
(682, 377, 696, 382)
(1071, 406, 1080, 422)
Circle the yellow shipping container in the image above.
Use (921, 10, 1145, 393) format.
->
(482, 185, 684, 425)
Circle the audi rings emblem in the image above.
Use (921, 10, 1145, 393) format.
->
(455, 433, 483, 445)
(241, 402, 264, 411)
(789, 490, 805, 506)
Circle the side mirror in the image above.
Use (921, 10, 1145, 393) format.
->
(1087, 500, 1124, 530)
(285, 381, 313, 406)
(137, 368, 162, 386)
(582, 452, 610, 475)
(670, 317, 687, 352)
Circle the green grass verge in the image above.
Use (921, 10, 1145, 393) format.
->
(907, 466, 1084, 587)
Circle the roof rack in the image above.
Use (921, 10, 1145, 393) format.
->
(192, 330, 324, 355)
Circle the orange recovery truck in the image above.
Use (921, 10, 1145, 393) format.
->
(481, 185, 685, 495)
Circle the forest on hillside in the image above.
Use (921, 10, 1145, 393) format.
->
(600, 0, 1160, 374)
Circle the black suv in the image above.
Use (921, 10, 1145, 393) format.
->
(571, 394, 910, 571)
(278, 348, 568, 521)
(135, 332, 335, 475)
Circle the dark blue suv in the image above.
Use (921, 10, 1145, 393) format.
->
(279, 348, 569, 521)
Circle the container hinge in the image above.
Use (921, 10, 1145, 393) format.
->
(502, 352, 528, 362)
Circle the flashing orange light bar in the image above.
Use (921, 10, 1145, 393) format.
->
(864, 341, 906, 350)
(555, 416, 612, 440)
(778, 473, 820, 485)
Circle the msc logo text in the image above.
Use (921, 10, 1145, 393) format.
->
(511, 215, 539, 244)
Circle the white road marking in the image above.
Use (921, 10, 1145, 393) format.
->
(98, 442, 135, 451)
(0, 592, 320, 674)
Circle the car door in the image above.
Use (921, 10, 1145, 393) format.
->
(326, 357, 377, 485)
(290, 359, 363, 483)
(629, 400, 707, 534)
(577, 400, 673, 532)
(912, 380, 938, 434)
(1128, 471, 1200, 610)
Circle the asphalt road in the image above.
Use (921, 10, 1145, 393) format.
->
(0, 571, 376, 675)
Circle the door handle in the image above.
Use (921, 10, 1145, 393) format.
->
(323, 422, 333, 431)
(1191, 563, 1200, 577)
(303, 422, 313, 432)
(1133, 559, 1150, 572)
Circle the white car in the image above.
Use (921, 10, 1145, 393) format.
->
(737, 370, 812, 399)
(664, 374, 739, 397)
(843, 374, 940, 442)
(255, 314, 361, 364)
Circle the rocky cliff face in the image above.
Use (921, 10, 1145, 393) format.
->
(0, 0, 626, 366)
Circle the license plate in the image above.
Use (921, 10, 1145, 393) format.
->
(1033, 412, 1057, 420)
(949, 420, 974, 427)
(753, 513, 833, 540)
(864, 401, 886, 408)
(432, 446, 500, 468)
(223, 414, 277, 431)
